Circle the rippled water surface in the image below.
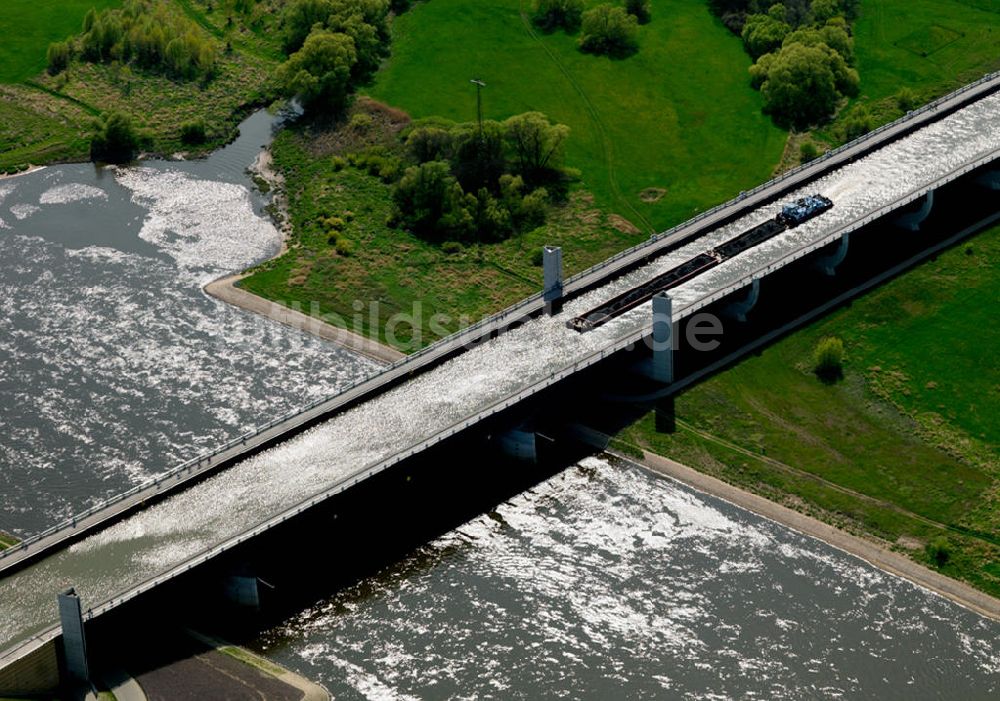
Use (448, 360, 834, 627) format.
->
(257, 457, 1000, 700)
(0, 111, 377, 535)
(3, 95, 1000, 681)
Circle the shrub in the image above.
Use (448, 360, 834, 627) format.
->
(579, 4, 639, 58)
(624, 0, 651, 24)
(812, 336, 844, 380)
(47, 41, 71, 75)
(799, 141, 818, 162)
(179, 120, 207, 144)
(532, 0, 585, 32)
(926, 537, 950, 567)
(91, 111, 141, 163)
(442, 240, 463, 255)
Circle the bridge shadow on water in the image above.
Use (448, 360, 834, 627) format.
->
(85, 165, 1000, 681)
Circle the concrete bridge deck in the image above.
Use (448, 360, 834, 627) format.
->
(2, 70, 1000, 672)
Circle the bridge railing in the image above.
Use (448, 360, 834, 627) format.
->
(4, 68, 1000, 566)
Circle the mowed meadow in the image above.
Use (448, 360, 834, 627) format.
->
(0, 0, 120, 83)
(367, 0, 788, 233)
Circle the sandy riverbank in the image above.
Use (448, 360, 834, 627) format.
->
(204, 147, 405, 365)
(623, 449, 1000, 623)
(0, 165, 46, 180)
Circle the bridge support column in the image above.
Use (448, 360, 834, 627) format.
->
(975, 169, 1000, 190)
(223, 574, 261, 610)
(498, 428, 538, 463)
(57, 588, 90, 687)
(815, 233, 850, 276)
(894, 189, 935, 231)
(542, 246, 563, 315)
(725, 278, 760, 322)
(650, 293, 674, 385)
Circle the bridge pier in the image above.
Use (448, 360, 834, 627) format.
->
(223, 573, 261, 610)
(57, 588, 90, 688)
(815, 233, 850, 276)
(542, 246, 563, 315)
(894, 189, 935, 231)
(725, 278, 760, 322)
(498, 427, 538, 463)
(975, 169, 1000, 190)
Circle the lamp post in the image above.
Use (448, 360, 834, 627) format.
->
(470, 78, 486, 140)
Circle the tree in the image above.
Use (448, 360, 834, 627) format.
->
(91, 111, 141, 163)
(279, 29, 358, 112)
(393, 160, 473, 240)
(532, 0, 585, 32)
(741, 11, 790, 59)
(406, 126, 454, 163)
(450, 121, 507, 193)
(756, 42, 857, 127)
(783, 21, 854, 64)
(281, 0, 335, 53)
(624, 0, 651, 24)
(578, 4, 639, 58)
(47, 41, 71, 75)
(502, 112, 569, 183)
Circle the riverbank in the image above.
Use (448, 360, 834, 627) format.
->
(626, 449, 1000, 622)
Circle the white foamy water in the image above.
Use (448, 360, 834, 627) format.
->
(257, 458, 1000, 699)
(39, 182, 107, 205)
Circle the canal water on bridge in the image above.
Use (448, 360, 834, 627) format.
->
(0, 110, 377, 536)
(254, 456, 1000, 700)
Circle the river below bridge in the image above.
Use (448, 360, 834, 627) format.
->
(2, 110, 999, 697)
(253, 456, 1000, 700)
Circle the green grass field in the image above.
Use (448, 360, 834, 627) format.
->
(854, 0, 1000, 101)
(0, 0, 120, 83)
(621, 223, 1000, 596)
(367, 0, 787, 233)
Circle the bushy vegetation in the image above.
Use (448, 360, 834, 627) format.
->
(578, 4, 640, 58)
(710, 1, 860, 128)
(49, 0, 219, 82)
(391, 112, 568, 243)
(278, 0, 391, 112)
(90, 110, 142, 162)
(812, 335, 844, 380)
(532, 0, 585, 32)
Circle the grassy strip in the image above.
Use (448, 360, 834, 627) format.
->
(619, 222, 1000, 597)
(0, 531, 21, 551)
(219, 646, 288, 678)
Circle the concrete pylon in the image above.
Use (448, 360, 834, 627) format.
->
(651, 293, 674, 385)
(542, 246, 563, 315)
(725, 278, 760, 321)
(498, 427, 538, 463)
(57, 588, 90, 685)
(975, 169, 1000, 190)
(223, 574, 261, 610)
(816, 233, 850, 276)
(894, 189, 935, 231)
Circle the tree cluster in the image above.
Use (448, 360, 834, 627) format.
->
(532, 0, 645, 56)
(578, 4, 640, 57)
(278, 0, 391, 112)
(390, 113, 570, 243)
(49, 1, 218, 81)
(532, 0, 585, 32)
(735, 2, 859, 128)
